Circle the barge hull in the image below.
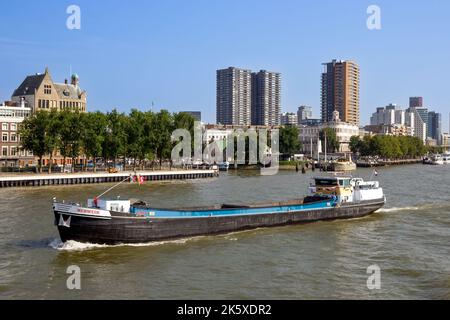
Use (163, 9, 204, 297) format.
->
(55, 200, 384, 244)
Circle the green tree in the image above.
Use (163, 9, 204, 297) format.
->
(67, 111, 84, 172)
(80, 112, 107, 172)
(19, 111, 51, 173)
(153, 110, 174, 169)
(142, 111, 157, 169)
(349, 136, 362, 154)
(319, 128, 339, 153)
(103, 109, 127, 169)
(125, 109, 148, 170)
(280, 125, 302, 156)
(46, 109, 61, 173)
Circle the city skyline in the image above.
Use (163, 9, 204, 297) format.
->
(1, 1, 450, 132)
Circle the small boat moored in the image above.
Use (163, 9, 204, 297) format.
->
(53, 175, 386, 245)
(218, 162, 230, 171)
(429, 153, 450, 165)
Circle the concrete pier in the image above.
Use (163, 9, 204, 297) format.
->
(0, 169, 218, 188)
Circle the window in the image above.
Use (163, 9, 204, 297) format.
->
(2, 123, 8, 131)
(44, 84, 52, 94)
(10, 123, 16, 131)
(10, 134, 17, 142)
(2, 147, 7, 156)
(10, 147, 17, 156)
(2, 133, 8, 142)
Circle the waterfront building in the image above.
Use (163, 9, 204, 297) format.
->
(298, 111, 359, 155)
(426, 138, 437, 147)
(0, 101, 34, 168)
(11, 68, 87, 113)
(321, 60, 360, 126)
(297, 106, 313, 124)
(203, 127, 234, 144)
(216, 67, 252, 125)
(203, 123, 280, 144)
(281, 112, 298, 126)
(441, 133, 450, 149)
(251, 70, 281, 126)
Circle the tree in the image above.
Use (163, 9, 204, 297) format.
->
(153, 110, 174, 168)
(125, 109, 147, 170)
(80, 112, 107, 172)
(349, 135, 428, 159)
(142, 111, 157, 169)
(67, 111, 84, 172)
(280, 125, 302, 156)
(349, 136, 362, 154)
(19, 111, 52, 173)
(46, 109, 61, 173)
(320, 128, 339, 153)
(103, 109, 127, 169)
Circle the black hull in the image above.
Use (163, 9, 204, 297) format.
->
(54, 199, 385, 245)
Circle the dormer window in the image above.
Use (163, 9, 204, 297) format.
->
(44, 84, 52, 94)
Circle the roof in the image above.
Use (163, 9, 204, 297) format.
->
(54, 83, 84, 100)
(12, 74, 45, 97)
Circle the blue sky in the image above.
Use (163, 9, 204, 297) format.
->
(1, 0, 449, 130)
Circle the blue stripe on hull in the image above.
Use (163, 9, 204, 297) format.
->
(130, 200, 335, 219)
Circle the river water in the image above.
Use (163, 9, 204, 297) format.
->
(0, 164, 449, 299)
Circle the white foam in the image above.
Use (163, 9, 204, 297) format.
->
(377, 206, 421, 213)
(48, 237, 194, 252)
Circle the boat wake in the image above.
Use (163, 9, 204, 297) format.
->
(48, 237, 196, 252)
(376, 206, 421, 213)
(377, 203, 450, 213)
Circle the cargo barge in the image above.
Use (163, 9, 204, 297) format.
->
(53, 175, 386, 244)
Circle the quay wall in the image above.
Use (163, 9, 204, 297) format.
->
(356, 159, 422, 167)
(0, 170, 218, 188)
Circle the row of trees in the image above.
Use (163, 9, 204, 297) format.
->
(19, 109, 196, 173)
(19, 110, 309, 173)
(349, 135, 428, 159)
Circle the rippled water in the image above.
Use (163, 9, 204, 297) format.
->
(0, 164, 449, 299)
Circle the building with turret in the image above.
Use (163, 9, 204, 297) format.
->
(11, 68, 87, 113)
